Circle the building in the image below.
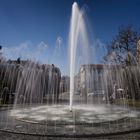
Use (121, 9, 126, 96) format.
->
(79, 64, 105, 93)
(0, 60, 61, 104)
(60, 76, 70, 93)
(75, 64, 125, 103)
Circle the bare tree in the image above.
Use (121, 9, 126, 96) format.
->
(104, 25, 139, 66)
(0, 45, 3, 62)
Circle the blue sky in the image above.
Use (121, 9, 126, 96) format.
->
(0, 0, 140, 75)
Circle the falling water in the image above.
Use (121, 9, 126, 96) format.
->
(69, 2, 90, 110)
(0, 2, 140, 138)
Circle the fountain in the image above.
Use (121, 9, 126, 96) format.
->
(0, 2, 140, 139)
(69, 2, 90, 110)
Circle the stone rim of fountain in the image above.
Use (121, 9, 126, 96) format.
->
(0, 123, 140, 138)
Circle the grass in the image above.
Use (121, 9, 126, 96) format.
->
(0, 99, 12, 108)
(114, 99, 140, 108)
(0, 103, 10, 108)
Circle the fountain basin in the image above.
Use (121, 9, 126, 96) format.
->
(0, 104, 140, 137)
(10, 104, 130, 124)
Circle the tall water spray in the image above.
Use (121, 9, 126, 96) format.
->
(69, 2, 90, 110)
